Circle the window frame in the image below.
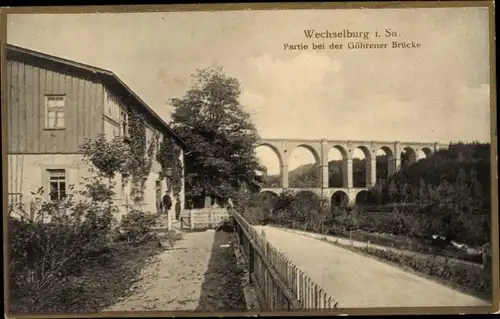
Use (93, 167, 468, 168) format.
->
(47, 169, 67, 202)
(44, 95, 66, 130)
(103, 117, 120, 141)
(120, 108, 129, 138)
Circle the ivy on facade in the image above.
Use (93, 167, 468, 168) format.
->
(145, 131, 160, 176)
(123, 108, 182, 204)
(157, 135, 183, 201)
(126, 109, 147, 179)
(125, 109, 160, 203)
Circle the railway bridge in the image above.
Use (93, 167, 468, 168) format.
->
(256, 138, 448, 206)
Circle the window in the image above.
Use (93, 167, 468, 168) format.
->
(45, 95, 66, 129)
(131, 179, 145, 202)
(104, 120, 120, 141)
(120, 109, 129, 137)
(106, 95, 115, 119)
(156, 135, 161, 154)
(48, 169, 66, 201)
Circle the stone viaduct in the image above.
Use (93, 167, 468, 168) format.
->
(256, 138, 448, 206)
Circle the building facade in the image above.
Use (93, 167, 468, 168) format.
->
(6, 44, 188, 221)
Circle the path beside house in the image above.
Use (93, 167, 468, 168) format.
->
(106, 221, 246, 312)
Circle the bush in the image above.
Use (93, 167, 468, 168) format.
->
(119, 210, 158, 242)
(7, 135, 150, 313)
(8, 200, 115, 313)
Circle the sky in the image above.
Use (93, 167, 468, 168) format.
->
(7, 7, 492, 174)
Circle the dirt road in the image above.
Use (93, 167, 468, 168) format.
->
(106, 229, 245, 312)
(253, 225, 491, 308)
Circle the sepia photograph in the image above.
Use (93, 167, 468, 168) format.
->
(2, 2, 498, 316)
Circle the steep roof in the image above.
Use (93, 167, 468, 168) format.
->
(6, 43, 189, 150)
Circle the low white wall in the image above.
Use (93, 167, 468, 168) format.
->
(8, 152, 186, 224)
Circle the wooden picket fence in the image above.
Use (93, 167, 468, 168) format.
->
(231, 210, 339, 311)
(180, 208, 232, 230)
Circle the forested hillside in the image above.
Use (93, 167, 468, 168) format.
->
(366, 142, 490, 203)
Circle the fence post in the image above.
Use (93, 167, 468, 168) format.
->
(234, 221, 239, 245)
(238, 226, 242, 246)
(189, 209, 194, 230)
(314, 285, 319, 309)
(232, 214, 237, 229)
(29, 199, 35, 221)
(248, 244, 255, 283)
(299, 271, 304, 306)
(305, 276, 310, 308)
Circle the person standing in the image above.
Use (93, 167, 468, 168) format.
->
(162, 191, 173, 230)
(155, 188, 162, 214)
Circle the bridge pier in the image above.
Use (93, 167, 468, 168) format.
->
(320, 164, 329, 188)
(346, 189, 359, 207)
(343, 158, 353, 188)
(280, 164, 289, 188)
(367, 158, 377, 187)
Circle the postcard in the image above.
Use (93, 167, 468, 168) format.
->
(1, 2, 497, 317)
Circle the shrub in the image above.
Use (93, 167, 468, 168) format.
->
(8, 200, 115, 313)
(119, 210, 158, 242)
(7, 135, 143, 313)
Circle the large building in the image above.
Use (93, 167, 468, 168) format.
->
(6, 44, 188, 220)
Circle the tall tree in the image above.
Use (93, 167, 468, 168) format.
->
(170, 65, 262, 207)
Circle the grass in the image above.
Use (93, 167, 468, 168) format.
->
(196, 230, 246, 312)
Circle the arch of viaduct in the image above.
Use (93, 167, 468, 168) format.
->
(256, 138, 448, 206)
(260, 187, 369, 207)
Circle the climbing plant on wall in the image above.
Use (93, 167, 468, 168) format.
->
(126, 109, 160, 203)
(127, 109, 147, 178)
(145, 131, 160, 177)
(157, 135, 183, 201)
